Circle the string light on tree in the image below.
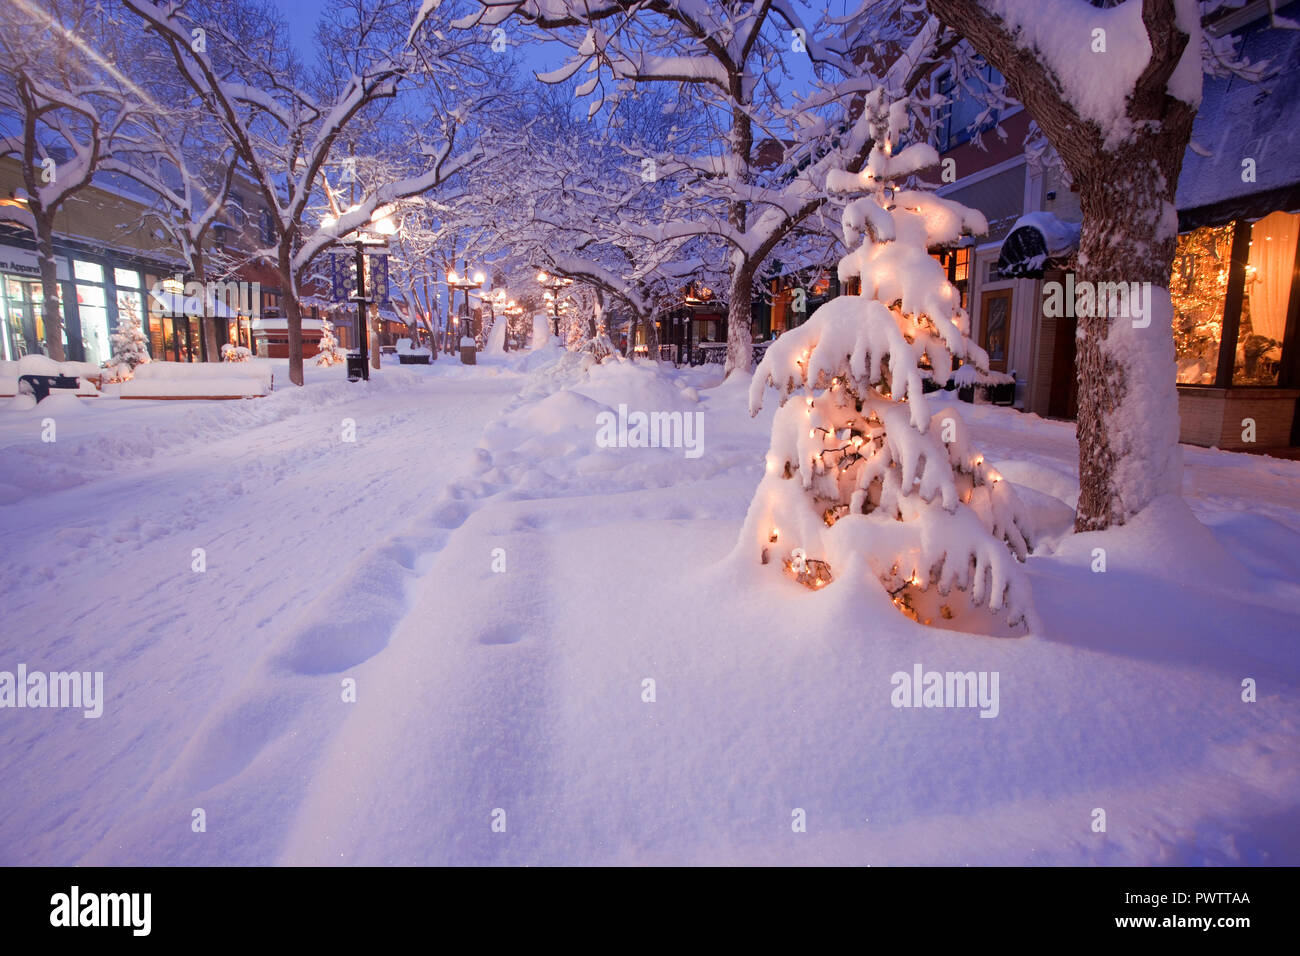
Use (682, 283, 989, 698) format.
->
(736, 90, 1037, 632)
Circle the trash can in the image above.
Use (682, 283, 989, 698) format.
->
(460, 336, 477, 365)
(346, 353, 366, 382)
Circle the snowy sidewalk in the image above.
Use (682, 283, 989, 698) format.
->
(0, 368, 520, 865)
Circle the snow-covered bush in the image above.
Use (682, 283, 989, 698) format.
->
(740, 91, 1036, 631)
(221, 343, 251, 363)
(582, 331, 618, 363)
(100, 308, 151, 382)
(315, 316, 345, 366)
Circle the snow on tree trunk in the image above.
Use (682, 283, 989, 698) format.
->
(926, 0, 1198, 531)
(1074, 164, 1184, 529)
(738, 91, 1036, 631)
(725, 260, 755, 378)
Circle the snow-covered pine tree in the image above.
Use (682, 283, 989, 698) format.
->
(101, 304, 151, 381)
(315, 315, 344, 366)
(740, 90, 1036, 631)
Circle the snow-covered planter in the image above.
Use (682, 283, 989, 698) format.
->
(739, 91, 1037, 632)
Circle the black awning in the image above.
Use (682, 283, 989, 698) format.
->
(996, 225, 1051, 279)
(995, 214, 1081, 279)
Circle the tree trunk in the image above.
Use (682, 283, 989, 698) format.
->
(282, 255, 304, 386)
(194, 259, 220, 363)
(927, 0, 1196, 530)
(724, 100, 755, 379)
(643, 309, 659, 354)
(36, 217, 65, 362)
(725, 258, 755, 377)
(1071, 151, 1185, 530)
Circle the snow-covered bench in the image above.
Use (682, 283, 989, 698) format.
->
(0, 356, 102, 397)
(107, 360, 274, 399)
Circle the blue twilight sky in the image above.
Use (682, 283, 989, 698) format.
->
(269, 0, 842, 89)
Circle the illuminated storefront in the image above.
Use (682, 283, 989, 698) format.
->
(0, 238, 181, 365)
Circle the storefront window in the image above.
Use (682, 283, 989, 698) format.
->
(145, 274, 167, 359)
(1172, 223, 1233, 384)
(117, 288, 144, 335)
(74, 260, 104, 284)
(1236, 211, 1298, 386)
(114, 267, 140, 289)
(77, 282, 111, 366)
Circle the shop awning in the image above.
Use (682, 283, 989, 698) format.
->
(995, 212, 1081, 279)
(148, 289, 241, 319)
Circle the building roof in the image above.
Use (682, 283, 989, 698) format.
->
(1176, 10, 1300, 228)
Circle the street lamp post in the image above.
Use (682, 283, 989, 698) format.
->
(537, 271, 572, 339)
(320, 205, 395, 382)
(446, 262, 485, 352)
(352, 239, 369, 378)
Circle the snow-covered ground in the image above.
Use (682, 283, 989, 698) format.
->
(1, 350, 1298, 865)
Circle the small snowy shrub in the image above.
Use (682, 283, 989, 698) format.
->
(582, 330, 618, 363)
(740, 91, 1036, 631)
(316, 316, 345, 366)
(101, 308, 151, 382)
(221, 343, 252, 363)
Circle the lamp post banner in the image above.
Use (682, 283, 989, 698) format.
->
(373, 255, 389, 306)
(329, 253, 356, 305)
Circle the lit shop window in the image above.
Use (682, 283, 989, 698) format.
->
(76, 280, 111, 366)
(73, 259, 104, 284)
(1171, 224, 1232, 385)
(1237, 211, 1299, 386)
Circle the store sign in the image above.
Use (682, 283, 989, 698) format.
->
(0, 244, 70, 281)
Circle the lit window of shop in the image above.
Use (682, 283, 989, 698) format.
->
(2, 274, 58, 360)
(1238, 211, 1298, 386)
(145, 273, 168, 358)
(74, 259, 112, 367)
(114, 267, 146, 355)
(1172, 224, 1232, 384)
(932, 247, 971, 310)
(1172, 212, 1300, 388)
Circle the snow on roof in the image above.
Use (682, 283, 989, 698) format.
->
(1176, 16, 1300, 219)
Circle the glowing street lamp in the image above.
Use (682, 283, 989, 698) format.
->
(537, 270, 572, 338)
(447, 263, 485, 351)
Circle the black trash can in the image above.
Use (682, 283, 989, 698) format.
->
(346, 353, 366, 382)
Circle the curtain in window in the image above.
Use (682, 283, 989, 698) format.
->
(1247, 210, 1299, 343)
